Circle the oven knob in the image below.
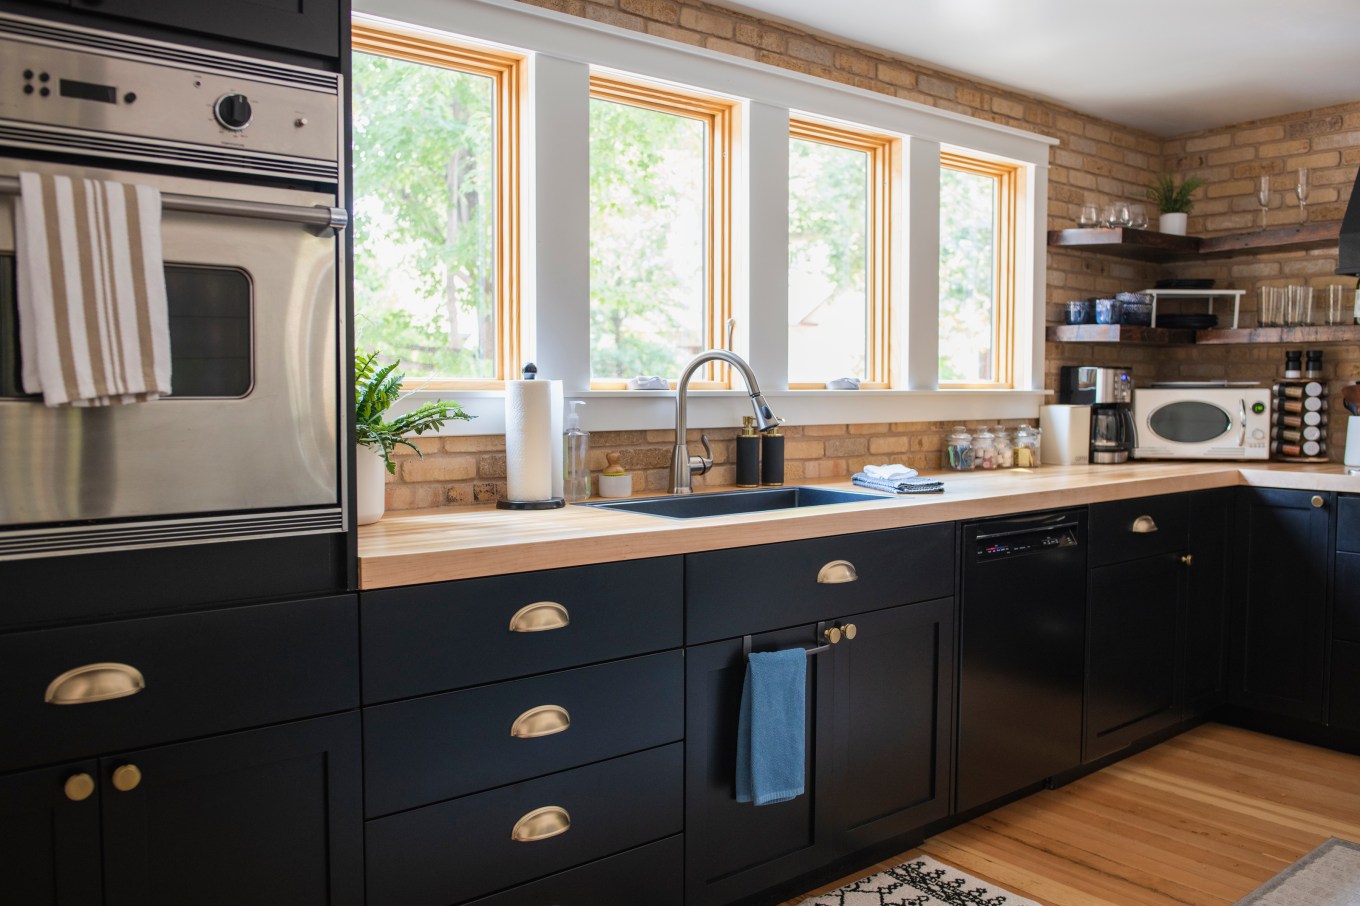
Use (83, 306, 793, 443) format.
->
(1252, 428, 1265, 440)
(214, 93, 253, 131)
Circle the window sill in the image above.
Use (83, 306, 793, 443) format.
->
(385, 387, 1052, 435)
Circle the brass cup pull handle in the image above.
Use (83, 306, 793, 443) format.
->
(510, 705, 571, 739)
(817, 560, 858, 584)
(45, 663, 145, 705)
(111, 764, 142, 793)
(64, 773, 95, 802)
(508, 602, 570, 633)
(1131, 515, 1159, 534)
(511, 806, 571, 842)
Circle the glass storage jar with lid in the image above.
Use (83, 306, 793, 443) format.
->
(1014, 423, 1040, 467)
(994, 427, 1015, 468)
(945, 426, 974, 470)
(972, 426, 998, 469)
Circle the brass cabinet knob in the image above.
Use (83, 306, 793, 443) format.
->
(823, 626, 843, 645)
(511, 806, 571, 842)
(840, 623, 858, 640)
(1180, 555, 1194, 567)
(64, 773, 95, 802)
(1311, 495, 1325, 509)
(111, 764, 142, 793)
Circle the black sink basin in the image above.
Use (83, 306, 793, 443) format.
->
(582, 486, 888, 519)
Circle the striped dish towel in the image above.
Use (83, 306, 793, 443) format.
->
(17, 172, 171, 406)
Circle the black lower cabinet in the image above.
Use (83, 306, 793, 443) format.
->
(684, 600, 954, 906)
(1331, 641, 1360, 731)
(1085, 555, 1183, 761)
(1231, 488, 1332, 721)
(0, 712, 362, 906)
(1184, 488, 1234, 716)
(463, 836, 684, 906)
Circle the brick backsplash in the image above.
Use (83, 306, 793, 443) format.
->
(379, 1, 1359, 509)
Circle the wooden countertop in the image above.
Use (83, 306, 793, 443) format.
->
(357, 462, 1358, 589)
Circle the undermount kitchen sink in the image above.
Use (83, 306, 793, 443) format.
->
(582, 486, 889, 519)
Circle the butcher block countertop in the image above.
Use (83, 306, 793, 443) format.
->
(357, 462, 1358, 589)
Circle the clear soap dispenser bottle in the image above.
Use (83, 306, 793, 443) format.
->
(563, 400, 590, 502)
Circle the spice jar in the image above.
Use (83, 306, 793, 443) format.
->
(945, 426, 974, 470)
(973, 426, 998, 470)
(994, 427, 1015, 468)
(1014, 424, 1040, 468)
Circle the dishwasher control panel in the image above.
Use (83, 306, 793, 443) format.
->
(975, 525, 1079, 561)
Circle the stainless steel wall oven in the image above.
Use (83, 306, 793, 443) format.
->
(0, 12, 347, 564)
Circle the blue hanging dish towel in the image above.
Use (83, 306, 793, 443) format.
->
(735, 647, 807, 806)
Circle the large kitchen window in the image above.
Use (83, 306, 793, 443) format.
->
(588, 75, 734, 388)
(351, 22, 522, 385)
(787, 118, 894, 388)
(939, 151, 1020, 388)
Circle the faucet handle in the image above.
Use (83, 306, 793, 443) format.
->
(689, 434, 713, 476)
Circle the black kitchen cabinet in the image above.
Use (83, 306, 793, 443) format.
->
(683, 526, 955, 906)
(57, 0, 342, 58)
(1230, 488, 1332, 721)
(1184, 488, 1234, 715)
(1, 712, 362, 905)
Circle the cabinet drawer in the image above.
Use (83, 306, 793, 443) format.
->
(362, 557, 682, 703)
(364, 651, 683, 817)
(1331, 640, 1360, 731)
(1339, 496, 1360, 553)
(463, 835, 683, 906)
(685, 524, 953, 645)
(365, 743, 683, 906)
(0, 596, 357, 773)
(1336, 554, 1360, 642)
(1089, 493, 1189, 567)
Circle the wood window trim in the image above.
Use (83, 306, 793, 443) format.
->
(939, 151, 1021, 389)
(352, 20, 524, 388)
(588, 73, 735, 389)
(788, 118, 895, 387)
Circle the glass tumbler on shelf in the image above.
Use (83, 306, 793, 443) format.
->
(1100, 203, 1119, 228)
(1078, 203, 1099, 228)
(1286, 285, 1313, 327)
(1257, 286, 1284, 327)
(1128, 204, 1148, 229)
(1322, 285, 1348, 326)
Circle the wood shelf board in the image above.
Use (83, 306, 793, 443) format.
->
(1194, 325, 1360, 344)
(1048, 221, 1343, 262)
(1047, 324, 1197, 344)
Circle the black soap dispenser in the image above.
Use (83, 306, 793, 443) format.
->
(760, 425, 784, 487)
(736, 416, 760, 487)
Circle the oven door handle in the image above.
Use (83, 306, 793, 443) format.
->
(1238, 398, 1247, 447)
(0, 176, 348, 235)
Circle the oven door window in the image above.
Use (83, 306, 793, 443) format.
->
(1148, 401, 1231, 443)
(0, 257, 252, 399)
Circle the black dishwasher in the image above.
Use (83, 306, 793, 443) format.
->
(956, 509, 1086, 813)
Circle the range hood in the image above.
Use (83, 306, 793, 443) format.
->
(1338, 166, 1360, 276)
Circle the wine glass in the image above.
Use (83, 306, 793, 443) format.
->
(1296, 168, 1309, 223)
(1257, 175, 1270, 229)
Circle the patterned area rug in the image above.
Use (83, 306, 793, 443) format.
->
(799, 855, 1042, 906)
(1235, 838, 1360, 905)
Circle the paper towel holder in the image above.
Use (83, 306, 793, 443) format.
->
(497, 497, 565, 510)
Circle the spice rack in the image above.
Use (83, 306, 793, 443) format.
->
(1272, 378, 1329, 462)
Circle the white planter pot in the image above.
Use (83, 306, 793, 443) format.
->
(355, 444, 387, 525)
(1159, 212, 1188, 236)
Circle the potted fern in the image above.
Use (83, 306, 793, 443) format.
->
(355, 350, 473, 524)
(1147, 173, 1205, 236)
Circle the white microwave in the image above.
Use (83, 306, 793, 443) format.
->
(1132, 387, 1271, 460)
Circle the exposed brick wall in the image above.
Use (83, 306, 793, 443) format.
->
(379, 0, 1360, 510)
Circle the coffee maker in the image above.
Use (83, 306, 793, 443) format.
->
(1058, 365, 1137, 463)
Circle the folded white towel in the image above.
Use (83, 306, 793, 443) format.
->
(863, 463, 918, 480)
(17, 172, 171, 407)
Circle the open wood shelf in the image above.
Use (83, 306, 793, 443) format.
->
(1047, 221, 1342, 261)
(1194, 325, 1360, 344)
(1046, 324, 1196, 344)
(1049, 323, 1360, 345)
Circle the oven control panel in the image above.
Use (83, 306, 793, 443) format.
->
(0, 17, 338, 173)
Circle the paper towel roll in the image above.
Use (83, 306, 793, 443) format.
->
(505, 380, 564, 502)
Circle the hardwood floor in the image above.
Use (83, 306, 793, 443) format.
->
(785, 723, 1360, 905)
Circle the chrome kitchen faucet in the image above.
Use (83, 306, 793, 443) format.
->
(670, 349, 781, 494)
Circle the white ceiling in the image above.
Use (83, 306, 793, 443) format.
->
(707, 0, 1360, 136)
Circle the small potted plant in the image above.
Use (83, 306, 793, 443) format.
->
(355, 350, 472, 524)
(1147, 173, 1205, 236)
